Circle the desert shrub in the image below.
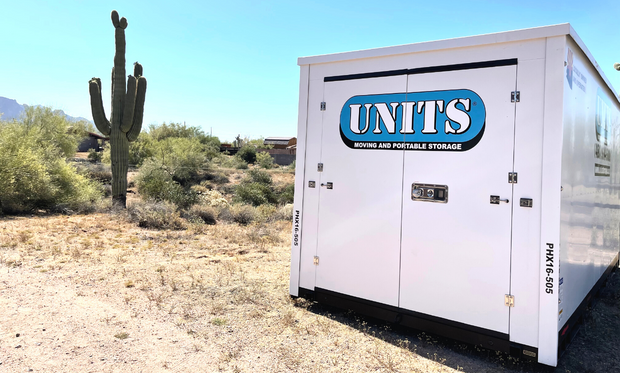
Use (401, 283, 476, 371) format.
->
(276, 183, 295, 205)
(232, 169, 278, 206)
(200, 189, 229, 208)
(273, 203, 294, 221)
(236, 146, 257, 164)
(147, 137, 207, 184)
(186, 204, 217, 225)
(215, 154, 248, 169)
(76, 163, 112, 183)
(230, 204, 256, 225)
(255, 204, 277, 222)
(0, 111, 103, 214)
(135, 160, 198, 208)
(20, 106, 89, 158)
(235, 159, 249, 169)
(204, 170, 229, 184)
(234, 182, 276, 206)
(148, 122, 220, 160)
(246, 169, 272, 185)
(287, 160, 296, 172)
(127, 200, 185, 230)
(87, 148, 102, 162)
(256, 152, 274, 169)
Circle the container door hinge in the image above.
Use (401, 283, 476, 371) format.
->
(320, 102, 326, 111)
(511, 91, 520, 103)
(313, 256, 319, 265)
(508, 172, 518, 184)
(505, 294, 515, 307)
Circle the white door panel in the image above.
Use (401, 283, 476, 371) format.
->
(399, 66, 517, 333)
(316, 76, 406, 307)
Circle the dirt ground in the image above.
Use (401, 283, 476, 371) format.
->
(1, 212, 620, 372)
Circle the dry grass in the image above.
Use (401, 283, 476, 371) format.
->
(1, 209, 618, 372)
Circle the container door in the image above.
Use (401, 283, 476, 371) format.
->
(315, 75, 406, 307)
(399, 65, 517, 334)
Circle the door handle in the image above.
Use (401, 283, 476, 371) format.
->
(321, 182, 333, 189)
(490, 195, 509, 204)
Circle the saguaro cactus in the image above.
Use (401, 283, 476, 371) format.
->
(89, 10, 147, 207)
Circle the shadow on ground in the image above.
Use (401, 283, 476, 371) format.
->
(299, 268, 620, 373)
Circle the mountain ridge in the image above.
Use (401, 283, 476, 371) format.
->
(0, 96, 92, 124)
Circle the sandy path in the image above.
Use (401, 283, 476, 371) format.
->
(0, 266, 216, 373)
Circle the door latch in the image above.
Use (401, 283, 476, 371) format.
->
(490, 195, 509, 204)
(321, 182, 333, 189)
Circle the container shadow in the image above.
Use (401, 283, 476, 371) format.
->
(299, 270, 620, 373)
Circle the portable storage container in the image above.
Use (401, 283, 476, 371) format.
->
(289, 24, 620, 366)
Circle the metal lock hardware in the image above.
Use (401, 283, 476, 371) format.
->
(308, 181, 316, 188)
(321, 182, 333, 189)
(411, 184, 448, 203)
(520, 198, 533, 208)
(490, 195, 510, 204)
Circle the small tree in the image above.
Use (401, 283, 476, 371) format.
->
(256, 152, 274, 169)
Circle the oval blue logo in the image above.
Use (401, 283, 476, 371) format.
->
(339, 89, 486, 151)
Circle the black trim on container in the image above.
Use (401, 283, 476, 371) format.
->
(557, 252, 619, 356)
(324, 58, 518, 82)
(297, 286, 541, 359)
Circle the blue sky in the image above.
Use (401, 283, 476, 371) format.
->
(1, 0, 619, 142)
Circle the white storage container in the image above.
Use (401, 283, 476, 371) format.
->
(289, 24, 620, 366)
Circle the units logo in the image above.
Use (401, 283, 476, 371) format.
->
(339, 89, 486, 151)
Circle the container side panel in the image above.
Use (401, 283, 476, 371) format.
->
(298, 72, 326, 291)
(290, 65, 310, 296)
(510, 58, 546, 347)
(558, 38, 620, 327)
(537, 36, 565, 367)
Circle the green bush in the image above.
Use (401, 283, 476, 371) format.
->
(149, 137, 207, 184)
(0, 108, 103, 214)
(127, 200, 185, 230)
(87, 148, 102, 162)
(256, 152, 274, 169)
(20, 106, 89, 158)
(134, 160, 198, 208)
(214, 154, 248, 169)
(236, 146, 257, 164)
(276, 183, 295, 205)
(246, 169, 272, 185)
(234, 182, 276, 206)
(148, 122, 220, 160)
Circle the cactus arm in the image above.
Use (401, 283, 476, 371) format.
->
(134, 62, 143, 78)
(121, 75, 137, 133)
(111, 10, 120, 28)
(127, 76, 147, 142)
(88, 78, 111, 136)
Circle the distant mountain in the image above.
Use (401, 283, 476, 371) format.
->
(0, 96, 92, 123)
